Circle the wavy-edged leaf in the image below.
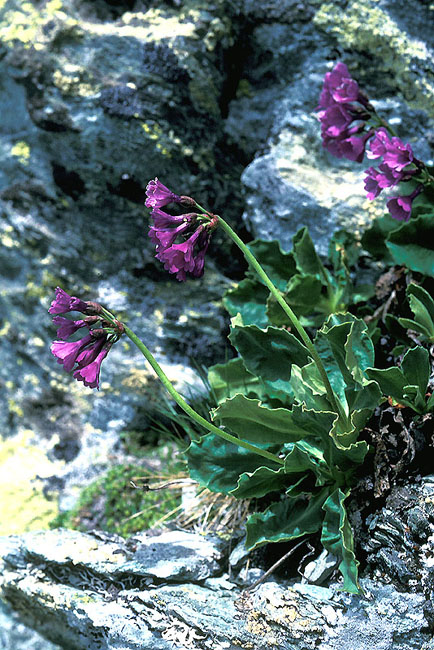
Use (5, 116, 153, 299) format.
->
(290, 364, 331, 411)
(208, 358, 269, 404)
(401, 346, 430, 398)
(360, 212, 398, 260)
(231, 465, 288, 499)
(283, 440, 332, 486)
(344, 318, 375, 385)
(386, 213, 434, 277)
(223, 278, 269, 326)
(293, 227, 325, 277)
(245, 488, 329, 550)
(366, 348, 429, 413)
(229, 323, 310, 399)
(398, 283, 434, 340)
(366, 366, 408, 402)
(321, 489, 361, 594)
(247, 239, 296, 291)
(187, 433, 279, 495)
(266, 274, 324, 325)
(212, 396, 335, 445)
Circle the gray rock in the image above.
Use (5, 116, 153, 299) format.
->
(1, 528, 433, 650)
(228, 535, 250, 571)
(124, 530, 226, 581)
(233, 1, 434, 254)
(319, 579, 429, 650)
(0, 602, 62, 650)
(303, 549, 339, 586)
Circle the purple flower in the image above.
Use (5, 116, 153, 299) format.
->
(51, 333, 94, 372)
(149, 220, 192, 255)
(338, 131, 372, 162)
(317, 63, 375, 162)
(145, 178, 181, 209)
(151, 207, 190, 229)
(387, 186, 423, 221)
(363, 163, 404, 200)
(367, 130, 414, 172)
(49, 287, 89, 315)
(159, 227, 208, 281)
(73, 346, 110, 389)
(191, 231, 211, 278)
(320, 104, 355, 137)
(366, 128, 391, 160)
(364, 167, 383, 200)
(75, 336, 106, 368)
(52, 316, 87, 340)
(383, 138, 414, 172)
(318, 62, 360, 109)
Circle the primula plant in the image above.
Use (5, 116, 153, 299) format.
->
(49, 63, 434, 595)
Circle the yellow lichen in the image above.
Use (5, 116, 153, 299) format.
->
(0, 431, 63, 535)
(314, 1, 433, 110)
(11, 140, 30, 164)
(0, 0, 69, 48)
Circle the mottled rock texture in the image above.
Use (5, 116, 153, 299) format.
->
(1, 0, 434, 647)
(0, 527, 432, 650)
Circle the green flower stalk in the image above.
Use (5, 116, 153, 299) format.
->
(122, 324, 284, 467)
(145, 178, 349, 430)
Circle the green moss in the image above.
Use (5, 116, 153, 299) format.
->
(51, 450, 186, 536)
(314, 1, 434, 111)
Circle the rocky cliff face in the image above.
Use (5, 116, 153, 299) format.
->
(1, 0, 434, 647)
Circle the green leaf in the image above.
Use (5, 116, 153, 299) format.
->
(407, 283, 434, 322)
(213, 395, 305, 444)
(398, 317, 433, 339)
(321, 489, 361, 594)
(293, 227, 325, 277)
(386, 214, 434, 277)
(187, 433, 279, 495)
(401, 346, 430, 393)
(229, 323, 310, 399)
(245, 488, 329, 550)
(398, 283, 434, 340)
(247, 240, 296, 291)
(308, 314, 375, 411)
(213, 397, 336, 446)
(366, 349, 429, 413)
(345, 381, 382, 413)
(290, 364, 332, 411)
(365, 366, 407, 402)
(231, 465, 288, 499)
(283, 440, 333, 485)
(208, 358, 268, 404)
(223, 279, 269, 326)
(329, 230, 359, 269)
(360, 213, 398, 260)
(266, 274, 324, 325)
(344, 318, 375, 385)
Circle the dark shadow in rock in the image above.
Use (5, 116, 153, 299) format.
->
(51, 164, 86, 201)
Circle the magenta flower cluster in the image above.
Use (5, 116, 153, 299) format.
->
(317, 62, 373, 162)
(319, 62, 425, 221)
(364, 128, 422, 221)
(49, 287, 119, 389)
(146, 178, 214, 282)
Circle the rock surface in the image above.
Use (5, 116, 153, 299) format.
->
(1, 0, 434, 647)
(1, 0, 433, 518)
(0, 527, 433, 650)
